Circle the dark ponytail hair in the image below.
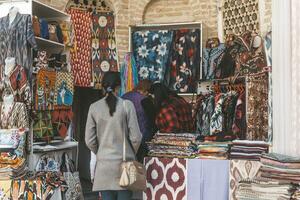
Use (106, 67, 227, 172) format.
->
(102, 72, 121, 116)
(149, 83, 171, 110)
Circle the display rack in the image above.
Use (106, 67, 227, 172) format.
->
(27, 0, 78, 171)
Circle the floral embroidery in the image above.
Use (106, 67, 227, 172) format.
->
(168, 29, 201, 93)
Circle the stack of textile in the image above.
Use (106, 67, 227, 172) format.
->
(0, 130, 28, 179)
(230, 140, 269, 160)
(236, 178, 300, 200)
(197, 142, 230, 160)
(147, 133, 199, 158)
(260, 153, 300, 183)
(0, 158, 27, 180)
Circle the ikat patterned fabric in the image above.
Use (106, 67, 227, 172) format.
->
(223, 0, 260, 37)
(54, 71, 74, 107)
(144, 157, 187, 200)
(70, 9, 92, 87)
(229, 160, 261, 200)
(92, 12, 118, 89)
(132, 30, 173, 82)
(0, 13, 37, 76)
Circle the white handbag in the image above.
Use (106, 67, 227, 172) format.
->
(119, 101, 147, 191)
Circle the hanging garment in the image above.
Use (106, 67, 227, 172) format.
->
(210, 94, 226, 134)
(92, 12, 118, 89)
(54, 71, 74, 107)
(202, 43, 225, 80)
(232, 92, 247, 139)
(69, 9, 92, 87)
(119, 53, 139, 96)
(222, 91, 239, 134)
(264, 31, 273, 142)
(0, 13, 37, 76)
(35, 68, 56, 110)
(0, 64, 31, 109)
(0, 102, 29, 129)
(132, 30, 173, 82)
(246, 73, 268, 141)
(168, 29, 201, 93)
(51, 108, 73, 139)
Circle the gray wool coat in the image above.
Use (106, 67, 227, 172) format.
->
(85, 98, 142, 191)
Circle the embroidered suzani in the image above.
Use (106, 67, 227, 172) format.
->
(92, 12, 118, 89)
(168, 29, 201, 93)
(132, 30, 173, 82)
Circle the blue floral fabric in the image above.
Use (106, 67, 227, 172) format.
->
(132, 30, 173, 82)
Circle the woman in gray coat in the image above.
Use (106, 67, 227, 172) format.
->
(85, 72, 142, 200)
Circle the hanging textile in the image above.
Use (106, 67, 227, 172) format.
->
(35, 69, 56, 110)
(119, 53, 139, 96)
(51, 108, 73, 139)
(92, 12, 118, 89)
(167, 29, 200, 93)
(0, 13, 37, 76)
(0, 102, 29, 129)
(202, 43, 225, 80)
(264, 31, 272, 143)
(54, 71, 74, 107)
(246, 73, 268, 141)
(33, 111, 54, 142)
(69, 9, 92, 87)
(132, 30, 173, 82)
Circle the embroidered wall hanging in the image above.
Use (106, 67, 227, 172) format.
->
(54, 71, 74, 108)
(35, 69, 56, 110)
(92, 12, 118, 89)
(223, 0, 260, 37)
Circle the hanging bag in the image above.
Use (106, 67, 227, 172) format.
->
(119, 101, 147, 191)
(61, 152, 84, 200)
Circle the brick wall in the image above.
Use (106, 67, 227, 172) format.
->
(44, 0, 271, 63)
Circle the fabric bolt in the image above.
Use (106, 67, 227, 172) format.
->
(0, 64, 31, 109)
(85, 98, 142, 191)
(69, 9, 92, 87)
(54, 71, 74, 107)
(202, 43, 226, 80)
(143, 157, 187, 200)
(246, 73, 268, 141)
(132, 30, 173, 82)
(119, 53, 139, 96)
(0, 102, 29, 129)
(51, 108, 73, 139)
(92, 12, 118, 89)
(168, 29, 201, 93)
(0, 13, 37, 76)
(156, 96, 193, 133)
(229, 160, 262, 200)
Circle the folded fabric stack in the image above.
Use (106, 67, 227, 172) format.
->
(147, 133, 199, 158)
(197, 142, 230, 160)
(230, 140, 269, 160)
(260, 153, 300, 183)
(0, 129, 28, 180)
(236, 178, 300, 200)
(0, 158, 27, 180)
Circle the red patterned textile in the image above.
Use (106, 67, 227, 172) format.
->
(70, 9, 92, 87)
(144, 157, 187, 200)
